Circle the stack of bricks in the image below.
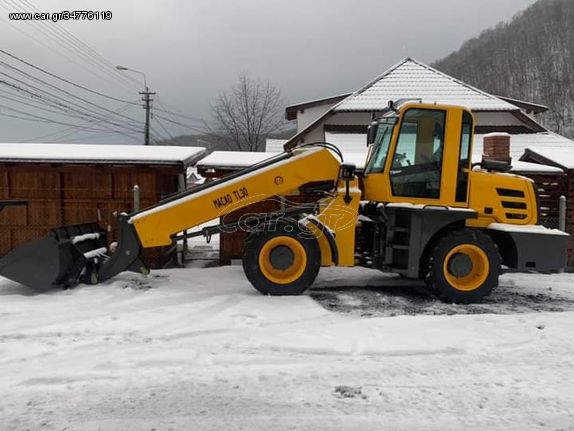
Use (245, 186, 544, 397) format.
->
(483, 132, 511, 162)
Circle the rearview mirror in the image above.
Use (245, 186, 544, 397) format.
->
(366, 121, 378, 146)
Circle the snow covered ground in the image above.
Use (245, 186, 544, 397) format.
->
(1, 267, 574, 430)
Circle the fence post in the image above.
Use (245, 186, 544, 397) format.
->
(178, 174, 187, 265)
(559, 195, 567, 232)
(133, 185, 140, 212)
(559, 195, 567, 273)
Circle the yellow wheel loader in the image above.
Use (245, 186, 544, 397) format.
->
(0, 101, 569, 303)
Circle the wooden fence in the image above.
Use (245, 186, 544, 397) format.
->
(0, 163, 183, 268)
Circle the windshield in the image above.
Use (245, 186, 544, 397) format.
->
(365, 123, 394, 173)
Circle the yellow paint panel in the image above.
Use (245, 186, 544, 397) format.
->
(303, 178, 361, 267)
(131, 148, 341, 247)
(466, 171, 537, 226)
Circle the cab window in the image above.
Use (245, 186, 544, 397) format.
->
(389, 109, 446, 199)
(365, 121, 395, 173)
(455, 111, 473, 202)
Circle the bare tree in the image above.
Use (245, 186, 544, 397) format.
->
(207, 73, 287, 151)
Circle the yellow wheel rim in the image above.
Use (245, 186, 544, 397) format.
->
(258, 236, 307, 285)
(443, 244, 489, 292)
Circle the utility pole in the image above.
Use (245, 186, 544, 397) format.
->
(116, 65, 155, 145)
(140, 87, 156, 145)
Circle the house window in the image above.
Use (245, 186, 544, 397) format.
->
(389, 109, 446, 199)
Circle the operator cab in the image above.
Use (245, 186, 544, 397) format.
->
(363, 101, 474, 208)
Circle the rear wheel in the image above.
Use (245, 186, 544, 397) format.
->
(426, 229, 500, 303)
(243, 222, 321, 295)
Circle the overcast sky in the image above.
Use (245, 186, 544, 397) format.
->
(0, 0, 537, 143)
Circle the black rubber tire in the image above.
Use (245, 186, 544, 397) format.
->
(243, 222, 321, 296)
(425, 229, 501, 304)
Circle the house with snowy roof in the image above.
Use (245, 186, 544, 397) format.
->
(272, 57, 574, 262)
(276, 58, 571, 170)
(202, 58, 573, 264)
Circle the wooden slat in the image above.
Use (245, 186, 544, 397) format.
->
(27, 201, 61, 227)
(61, 171, 113, 200)
(8, 169, 60, 199)
(0, 205, 27, 226)
(0, 171, 8, 199)
(0, 163, 183, 269)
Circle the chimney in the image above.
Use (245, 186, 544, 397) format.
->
(483, 132, 511, 162)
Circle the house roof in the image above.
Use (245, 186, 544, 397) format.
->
(497, 96, 549, 114)
(265, 138, 289, 153)
(509, 160, 564, 174)
(284, 57, 533, 151)
(285, 93, 350, 121)
(0, 143, 207, 166)
(334, 58, 519, 112)
(196, 151, 277, 170)
(522, 145, 574, 170)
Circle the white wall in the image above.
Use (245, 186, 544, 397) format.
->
(474, 112, 524, 126)
(324, 112, 373, 126)
(295, 101, 344, 132)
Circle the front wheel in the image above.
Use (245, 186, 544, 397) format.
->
(243, 222, 321, 296)
(426, 229, 501, 303)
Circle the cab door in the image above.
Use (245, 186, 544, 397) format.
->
(387, 108, 446, 201)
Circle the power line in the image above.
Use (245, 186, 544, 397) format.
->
(0, 73, 144, 134)
(0, 62, 144, 128)
(0, 14, 99, 84)
(0, 89, 99, 119)
(22, 101, 139, 142)
(153, 106, 205, 123)
(4, 0, 139, 92)
(153, 95, 208, 136)
(0, 49, 140, 105)
(49, 131, 141, 144)
(0, 2, 131, 92)
(0, 79, 101, 120)
(153, 115, 175, 141)
(0, 103, 132, 131)
(0, 84, 78, 113)
(18, 0, 142, 90)
(0, 110, 57, 123)
(154, 114, 208, 134)
(1, 1, 183, 144)
(0, 79, 146, 141)
(0, 56, 159, 143)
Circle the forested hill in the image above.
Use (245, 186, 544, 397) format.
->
(433, 0, 574, 138)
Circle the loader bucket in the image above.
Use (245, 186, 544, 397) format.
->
(0, 223, 107, 291)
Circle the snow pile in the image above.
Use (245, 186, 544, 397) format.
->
(1, 267, 574, 429)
